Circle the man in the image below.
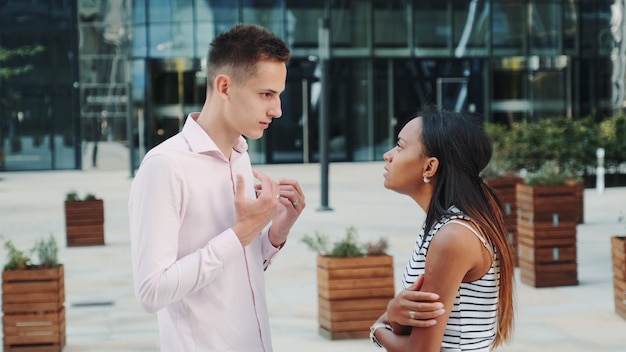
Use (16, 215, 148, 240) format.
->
(129, 24, 306, 351)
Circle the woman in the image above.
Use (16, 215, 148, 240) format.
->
(370, 106, 515, 351)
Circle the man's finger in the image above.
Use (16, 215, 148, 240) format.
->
(235, 174, 246, 199)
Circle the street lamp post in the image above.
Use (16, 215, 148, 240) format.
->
(597, 147, 605, 194)
(318, 17, 332, 211)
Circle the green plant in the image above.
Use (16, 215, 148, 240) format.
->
(65, 190, 79, 201)
(84, 193, 97, 200)
(366, 238, 389, 256)
(524, 160, 581, 186)
(3, 234, 60, 271)
(599, 113, 626, 170)
(503, 116, 598, 185)
(483, 122, 517, 179)
(32, 235, 58, 268)
(0, 45, 45, 79)
(3, 240, 31, 271)
(301, 227, 387, 258)
(66, 190, 99, 201)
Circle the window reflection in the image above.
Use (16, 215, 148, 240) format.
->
(286, 0, 324, 48)
(414, 2, 449, 49)
(373, 0, 408, 47)
(331, 1, 368, 48)
(529, 1, 561, 55)
(492, 1, 526, 55)
(452, 0, 490, 56)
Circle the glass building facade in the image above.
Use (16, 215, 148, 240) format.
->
(0, 0, 623, 171)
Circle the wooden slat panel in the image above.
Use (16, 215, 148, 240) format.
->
(319, 297, 389, 312)
(519, 260, 578, 287)
(319, 285, 395, 301)
(3, 307, 65, 348)
(317, 255, 393, 270)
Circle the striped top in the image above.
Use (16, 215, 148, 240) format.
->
(402, 207, 499, 352)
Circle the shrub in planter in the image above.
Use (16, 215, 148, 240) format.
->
(483, 122, 523, 266)
(64, 190, 105, 247)
(516, 161, 581, 288)
(301, 227, 395, 340)
(599, 113, 626, 171)
(2, 235, 66, 352)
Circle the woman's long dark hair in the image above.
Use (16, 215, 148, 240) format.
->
(419, 105, 514, 348)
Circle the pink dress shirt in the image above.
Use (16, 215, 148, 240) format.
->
(129, 113, 282, 351)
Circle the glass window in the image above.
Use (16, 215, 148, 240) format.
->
(243, 0, 286, 39)
(0, 0, 74, 28)
(0, 31, 77, 171)
(133, 24, 148, 57)
(147, 0, 195, 58)
(581, 1, 615, 56)
(491, 58, 529, 124)
(452, 0, 490, 56)
(207, 0, 239, 34)
(372, 60, 393, 159)
(492, 1, 526, 55)
(134, 0, 147, 24)
(578, 58, 612, 117)
(530, 68, 566, 120)
(373, 0, 408, 47)
(414, 1, 450, 49)
(563, 0, 578, 52)
(342, 60, 370, 161)
(149, 0, 178, 23)
(194, 1, 217, 55)
(149, 23, 177, 58)
(529, 1, 561, 55)
(286, 0, 325, 48)
(331, 1, 369, 48)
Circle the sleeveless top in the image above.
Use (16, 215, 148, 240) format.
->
(402, 206, 499, 352)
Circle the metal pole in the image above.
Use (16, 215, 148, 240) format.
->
(318, 17, 332, 211)
(596, 147, 605, 194)
(301, 79, 309, 163)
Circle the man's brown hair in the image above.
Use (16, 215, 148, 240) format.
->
(207, 24, 290, 88)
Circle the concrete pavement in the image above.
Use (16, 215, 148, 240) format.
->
(0, 162, 625, 351)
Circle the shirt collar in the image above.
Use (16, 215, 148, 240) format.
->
(182, 113, 249, 158)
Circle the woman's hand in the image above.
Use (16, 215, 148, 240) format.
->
(387, 275, 445, 330)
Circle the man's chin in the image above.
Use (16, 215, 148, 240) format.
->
(243, 131, 264, 140)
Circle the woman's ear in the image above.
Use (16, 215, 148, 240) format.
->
(424, 157, 439, 179)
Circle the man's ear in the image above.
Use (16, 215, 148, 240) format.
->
(424, 157, 439, 179)
(214, 74, 230, 97)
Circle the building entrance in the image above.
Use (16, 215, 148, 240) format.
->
(143, 58, 205, 151)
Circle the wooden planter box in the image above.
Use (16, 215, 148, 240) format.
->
(2, 265, 66, 352)
(575, 183, 584, 224)
(64, 199, 105, 247)
(317, 255, 395, 340)
(485, 176, 523, 266)
(516, 183, 579, 288)
(612, 236, 626, 319)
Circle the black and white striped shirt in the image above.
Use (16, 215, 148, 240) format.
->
(402, 207, 499, 352)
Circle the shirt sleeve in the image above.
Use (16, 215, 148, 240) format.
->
(128, 153, 241, 313)
(260, 227, 283, 270)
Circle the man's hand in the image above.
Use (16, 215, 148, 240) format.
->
(232, 170, 280, 246)
(264, 177, 306, 247)
(387, 275, 445, 329)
